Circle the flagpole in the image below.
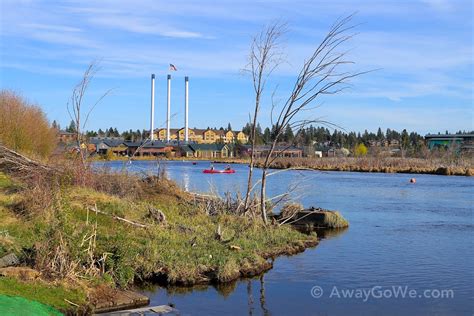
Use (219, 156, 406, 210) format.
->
(150, 74, 155, 141)
(185, 76, 189, 142)
(166, 74, 171, 143)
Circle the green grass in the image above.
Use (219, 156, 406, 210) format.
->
(58, 186, 311, 285)
(0, 171, 317, 309)
(0, 277, 86, 313)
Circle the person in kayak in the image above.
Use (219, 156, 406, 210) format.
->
(225, 164, 231, 171)
(210, 163, 214, 171)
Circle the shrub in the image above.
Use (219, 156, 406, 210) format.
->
(354, 143, 368, 157)
(0, 90, 56, 158)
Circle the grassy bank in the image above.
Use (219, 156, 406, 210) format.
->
(0, 169, 317, 313)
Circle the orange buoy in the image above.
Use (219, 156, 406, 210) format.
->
(409, 178, 416, 183)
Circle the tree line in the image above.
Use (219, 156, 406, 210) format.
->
(62, 118, 471, 153)
(243, 123, 472, 152)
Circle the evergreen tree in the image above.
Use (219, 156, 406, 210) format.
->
(377, 127, 384, 140)
(263, 127, 271, 144)
(401, 129, 410, 150)
(283, 125, 294, 143)
(66, 120, 77, 133)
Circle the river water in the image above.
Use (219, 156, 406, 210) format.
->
(102, 160, 473, 315)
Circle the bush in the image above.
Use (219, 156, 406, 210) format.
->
(354, 143, 368, 157)
(0, 90, 56, 158)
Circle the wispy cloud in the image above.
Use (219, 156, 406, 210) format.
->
(0, 0, 472, 132)
(20, 23, 83, 33)
(86, 15, 207, 39)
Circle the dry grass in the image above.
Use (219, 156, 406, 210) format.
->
(254, 156, 474, 176)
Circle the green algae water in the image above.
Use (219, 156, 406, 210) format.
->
(0, 295, 62, 316)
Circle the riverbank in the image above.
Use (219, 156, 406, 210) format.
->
(93, 155, 473, 176)
(214, 157, 474, 176)
(0, 168, 320, 314)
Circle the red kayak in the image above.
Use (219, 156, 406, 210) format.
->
(203, 169, 235, 174)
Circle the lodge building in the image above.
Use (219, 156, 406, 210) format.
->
(154, 128, 248, 144)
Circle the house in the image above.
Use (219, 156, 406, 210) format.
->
(176, 145, 195, 158)
(139, 141, 173, 156)
(89, 137, 125, 155)
(389, 139, 400, 147)
(188, 144, 232, 158)
(58, 130, 75, 143)
(123, 141, 142, 156)
(314, 145, 336, 157)
(240, 145, 303, 158)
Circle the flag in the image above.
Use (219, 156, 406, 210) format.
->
(169, 64, 177, 71)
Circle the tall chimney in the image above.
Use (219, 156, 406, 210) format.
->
(150, 74, 155, 141)
(166, 74, 171, 142)
(184, 76, 189, 142)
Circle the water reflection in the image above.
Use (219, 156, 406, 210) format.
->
(182, 171, 190, 192)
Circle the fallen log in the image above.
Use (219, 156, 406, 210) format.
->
(0, 144, 57, 179)
(275, 207, 349, 229)
(89, 206, 148, 228)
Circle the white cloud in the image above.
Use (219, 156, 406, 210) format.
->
(86, 15, 207, 39)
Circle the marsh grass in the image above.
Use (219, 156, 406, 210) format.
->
(261, 157, 474, 176)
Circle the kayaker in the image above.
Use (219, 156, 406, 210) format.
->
(210, 163, 214, 171)
(225, 164, 231, 171)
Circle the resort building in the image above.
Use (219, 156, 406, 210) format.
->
(425, 133, 474, 153)
(154, 128, 248, 144)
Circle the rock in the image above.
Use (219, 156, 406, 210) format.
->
(0, 253, 19, 268)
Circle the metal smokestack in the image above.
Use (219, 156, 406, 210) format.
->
(184, 76, 189, 142)
(150, 74, 155, 141)
(166, 74, 171, 142)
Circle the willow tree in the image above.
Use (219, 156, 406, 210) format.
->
(245, 14, 369, 223)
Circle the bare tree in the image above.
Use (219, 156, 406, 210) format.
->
(248, 14, 369, 224)
(243, 22, 286, 213)
(67, 61, 112, 168)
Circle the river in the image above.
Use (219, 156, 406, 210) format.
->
(101, 160, 473, 315)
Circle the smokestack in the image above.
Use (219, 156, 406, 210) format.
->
(184, 76, 189, 142)
(150, 74, 155, 141)
(166, 74, 171, 142)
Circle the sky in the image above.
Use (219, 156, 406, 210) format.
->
(0, 0, 472, 135)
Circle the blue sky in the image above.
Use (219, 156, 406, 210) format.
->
(0, 0, 472, 135)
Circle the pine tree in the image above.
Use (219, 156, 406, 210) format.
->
(66, 120, 77, 133)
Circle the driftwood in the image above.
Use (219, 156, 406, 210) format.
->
(0, 144, 57, 179)
(275, 207, 349, 229)
(89, 206, 148, 228)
